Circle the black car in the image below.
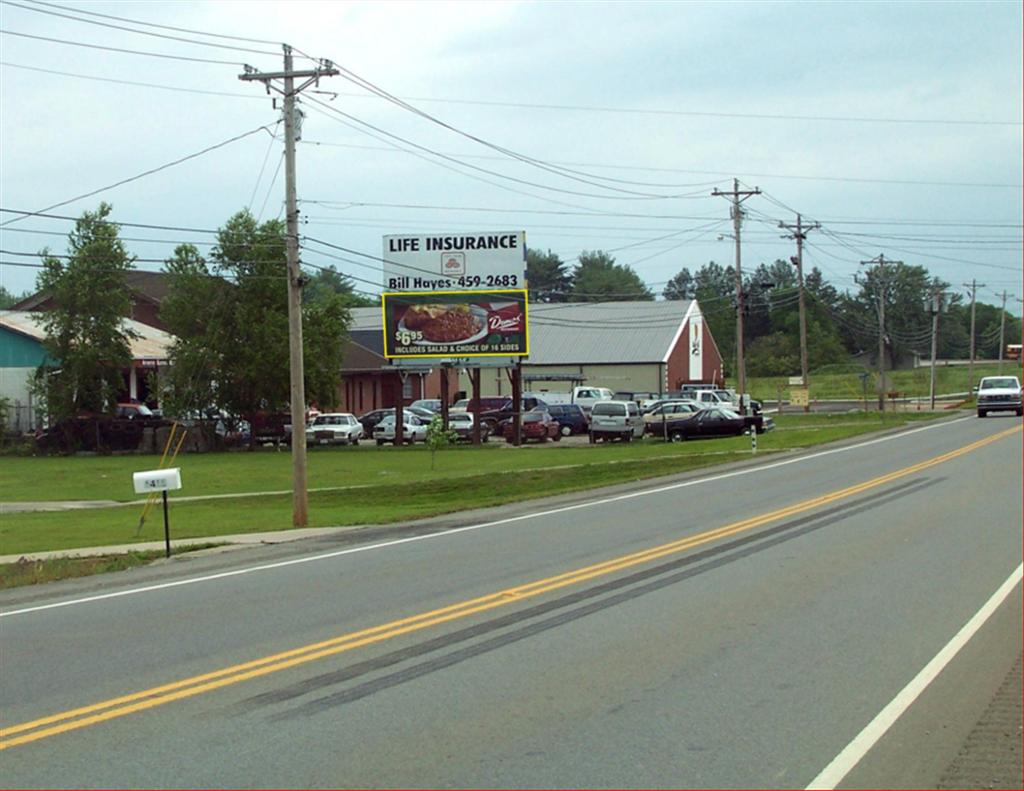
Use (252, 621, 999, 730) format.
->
(546, 404, 588, 436)
(476, 397, 548, 433)
(656, 407, 773, 442)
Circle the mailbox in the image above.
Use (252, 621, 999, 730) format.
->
(132, 468, 183, 495)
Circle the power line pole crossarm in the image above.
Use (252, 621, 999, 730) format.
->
(240, 47, 339, 528)
(712, 178, 760, 409)
(780, 214, 819, 412)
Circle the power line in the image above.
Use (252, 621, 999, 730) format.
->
(22, 0, 285, 46)
(0, 125, 276, 228)
(0, 60, 263, 99)
(301, 93, 704, 201)
(302, 139, 1022, 191)
(1, 0, 283, 56)
(0, 28, 250, 65)
(313, 87, 1020, 127)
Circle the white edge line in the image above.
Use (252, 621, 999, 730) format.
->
(806, 562, 1024, 790)
(0, 416, 975, 618)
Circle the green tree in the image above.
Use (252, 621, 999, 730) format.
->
(160, 210, 352, 421)
(303, 265, 376, 308)
(662, 267, 696, 300)
(424, 414, 459, 469)
(0, 285, 26, 308)
(526, 249, 571, 302)
(33, 203, 137, 420)
(569, 250, 653, 302)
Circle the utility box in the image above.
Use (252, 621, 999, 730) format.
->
(132, 468, 182, 495)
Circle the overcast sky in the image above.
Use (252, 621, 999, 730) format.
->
(1, 0, 1021, 314)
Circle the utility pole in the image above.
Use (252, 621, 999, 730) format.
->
(997, 290, 1009, 374)
(858, 254, 902, 411)
(240, 47, 338, 527)
(962, 279, 984, 393)
(927, 285, 948, 411)
(780, 214, 819, 412)
(712, 179, 760, 407)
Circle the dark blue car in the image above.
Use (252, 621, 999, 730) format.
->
(546, 404, 589, 436)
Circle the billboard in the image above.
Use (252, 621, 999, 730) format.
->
(382, 289, 529, 359)
(382, 231, 528, 361)
(383, 231, 526, 292)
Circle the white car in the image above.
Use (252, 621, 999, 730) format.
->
(588, 399, 645, 443)
(373, 414, 429, 445)
(305, 413, 363, 445)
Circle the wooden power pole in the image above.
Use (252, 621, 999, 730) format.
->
(963, 279, 984, 393)
(780, 214, 819, 412)
(712, 179, 760, 405)
(240, 47, 338, 527)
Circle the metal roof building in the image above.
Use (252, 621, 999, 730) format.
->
(340, 300, 724, 411)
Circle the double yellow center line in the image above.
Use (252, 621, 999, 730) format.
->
(2, 425, 1018, 750)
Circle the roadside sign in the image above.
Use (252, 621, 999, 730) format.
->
(790, 386, 809, 407)
(383, 231, 526, 292)
(382, 289, 529, 360)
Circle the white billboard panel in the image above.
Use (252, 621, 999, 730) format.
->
(383, 231, 526, 292)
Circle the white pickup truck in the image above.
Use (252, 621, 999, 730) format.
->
(524, 386, 614, 413)
(976, 376, 1023, 417)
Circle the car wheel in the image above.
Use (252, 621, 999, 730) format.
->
(622, 431, 631, 443)
(352, 438, 359, 446)
(560, 425, 571, 437)
(670, 431, 685, 442)
(589, 432, 596, 444)
(1017, 408, 1023, 417)
(376, 439, 384, 446)
(552, 432, 561, 442)
(977, 410, 986, 418)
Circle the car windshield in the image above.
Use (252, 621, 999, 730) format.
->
(592, 403, 625, 416)
(522, 413, 544, 423)
(718, 408, 742, 419)
(981, 378, 1019, 389)
(450, 414, 472, 424)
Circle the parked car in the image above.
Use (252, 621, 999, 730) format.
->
(115, 402, 156, 420)
(976, 376, 1022, 417)
(305, 413, 363, 446)
(643, 401, 701, 432)
(502, 410, 562, 443)
(546, 403, 589, 436)
(447, 411, 490, 442)
(655, 407, 774, 442)
(410, 399, 442, 413)
(453, 397, 549, 433)
(249, 411, 292, 446)
(588, 400, 645, 443)
(373, 414, 429, 445)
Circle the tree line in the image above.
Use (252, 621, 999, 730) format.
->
(527, 249, 1021, 377)
(17, 204, 1022, 426)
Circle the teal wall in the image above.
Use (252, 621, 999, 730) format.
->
(0, 327, 45, 367)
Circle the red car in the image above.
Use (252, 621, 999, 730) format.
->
(503, 410, 562, 443)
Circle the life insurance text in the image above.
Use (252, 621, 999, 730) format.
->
(386, 274, 520, 290)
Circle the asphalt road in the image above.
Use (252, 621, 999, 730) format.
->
(1, 414, 1021, 789)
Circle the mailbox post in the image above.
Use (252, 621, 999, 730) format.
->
(133, 468, 182, 558)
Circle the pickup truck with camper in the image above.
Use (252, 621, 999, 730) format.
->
(975, 376, 1023, 417)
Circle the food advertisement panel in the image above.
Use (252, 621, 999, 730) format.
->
(382, 289, 529, 359)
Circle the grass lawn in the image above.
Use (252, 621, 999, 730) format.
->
(0, 411, 945, 556)
(743, 362, 1023, 403)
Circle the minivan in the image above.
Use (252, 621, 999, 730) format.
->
(588, 400, 644, 443)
